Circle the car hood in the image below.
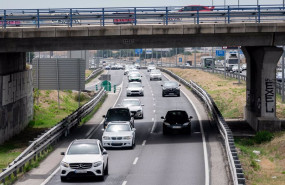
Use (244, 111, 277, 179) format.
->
(103, 131, 133, 137)
(127, 87, 143, 91)
(63, 154, 102, 163)
(128, 106, 142, 111)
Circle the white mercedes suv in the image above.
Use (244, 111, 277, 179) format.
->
(60, 139, 108, 182)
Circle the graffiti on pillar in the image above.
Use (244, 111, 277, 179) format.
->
(257, 97, 261, 110)
(265, 79, 275, 113)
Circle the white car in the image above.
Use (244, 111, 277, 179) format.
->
(120, 99, 144, 119)
(128, 72, 142, 82)
(102, 122, 136, 148)
(60, 139, 108, 182)
(126, 82, 144, 96)
(150, 70, 162, 81)
(127, 69, 139, 77)
(241, 64, 247, 71)
(232, 65, 242, 73)
(147, 65, 156, 72)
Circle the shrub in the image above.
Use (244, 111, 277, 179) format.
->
(254, 131, 274, 144)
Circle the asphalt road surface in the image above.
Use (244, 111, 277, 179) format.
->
(47, 69, 206, 185)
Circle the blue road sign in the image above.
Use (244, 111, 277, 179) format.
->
(216, 50, 225, 57)
(135, 49, 143, 54)
(179, 58, 182, 62)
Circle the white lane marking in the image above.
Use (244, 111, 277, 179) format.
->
(122, 181, 127, 185)
(150, 115, 156, 133)
(163, 73, 210, 185)
(153, 110, 156, 113)
(151, 118, 154, 121)
(152, 93, 154, 96)
(142, 140, 146, 146)
(113, 81, 124, 108)
(40, 167, 60, 185)
(153, 104, 156, 106)
(133, 157, 139, 165)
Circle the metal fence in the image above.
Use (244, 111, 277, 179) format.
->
(0, 88, 106, 183)
(160, 68, 246, 185)
(1, 4, 285, 28)
(85, 67, 103, 82)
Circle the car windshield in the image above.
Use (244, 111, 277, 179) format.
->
(151, 70, 161, 74)
(166, 111, 189, 122)
(163, 81, 178, 88)
(130, 73, 140, 77)
(128, 83, 142, 88)
(106, 109, 131, 121)
(122, 99, 140, 106)
(228, 59, 238, 64)
(67, 143, 100, 155)
(106, 124, 131, 132)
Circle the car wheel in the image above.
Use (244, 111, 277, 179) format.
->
(184, 127, 191, 134)
(177, 93, 180, 97)
(141, 114, 144, 119)
(104, 160, 109, 175)
(61, 176, 67, 182)
(162, 93, 165, 97)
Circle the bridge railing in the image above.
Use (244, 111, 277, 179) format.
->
(85, 67, 103, 82)
(0, 86, 106, 183)
(1, 4, 285, 28)
(160, 68, 246, 185)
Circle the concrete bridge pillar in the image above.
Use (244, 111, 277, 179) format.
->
(242, 46, 283, 131)
(0, 52, 33, 144)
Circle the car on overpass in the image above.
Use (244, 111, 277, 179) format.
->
(161, 110, 192, 135)
(103, 107, 134, 129)
(60, 139, 108, 182)
(102, 121, 136, 148)
(126, 82, 144, 96)
(120, 98, 144, 119)
(161, 81, 181, 97)
(147, 65, 156, 72)
(178, 5, 215, 12)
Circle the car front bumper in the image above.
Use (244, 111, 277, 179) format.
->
(60, 164, 104, 178)
(102, 139, 133, 147)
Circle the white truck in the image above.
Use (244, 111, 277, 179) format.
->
(225, 53, 239, 72)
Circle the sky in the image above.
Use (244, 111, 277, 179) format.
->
(1, 0, 284, 9)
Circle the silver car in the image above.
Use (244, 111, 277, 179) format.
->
(150, 69, 162, 81)
(120, 98, 144, 119)
(126, 82, 144, 96)
(102, 122, 136, 149)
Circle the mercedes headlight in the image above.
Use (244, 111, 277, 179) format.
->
(123, 136, 132, 140)
(93, 161, 102, 167)
(183, 122, 190, 126)
(61, 161, 69, 168)
(102, 136, 111, 140)
(164, 122, 170, 126)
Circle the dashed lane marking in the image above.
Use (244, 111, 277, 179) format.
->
(133, 157, 139, 165)
(142, 140, 146, 146)
(122, 181, 127, 185)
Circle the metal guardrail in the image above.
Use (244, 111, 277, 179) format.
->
(160, 68, 246, 185)
(0, 88, 106, 183)
(85, 67, 103, 82)
(1, 4, 285, 28)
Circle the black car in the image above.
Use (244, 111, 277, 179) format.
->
(161, 81, 181, 97)
(161, 110, 192, 135)
(103, 107, 134, 129)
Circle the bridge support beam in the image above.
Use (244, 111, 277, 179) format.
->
(0, 52, 33, 144)
(242, 46, 282, 131)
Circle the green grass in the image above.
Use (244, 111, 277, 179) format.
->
(80, 94, 107, 125)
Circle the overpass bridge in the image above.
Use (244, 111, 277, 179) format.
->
(0, 5, 285, 143)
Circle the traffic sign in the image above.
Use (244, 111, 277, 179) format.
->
(179, 58, 182, 62)
(216, 50, 225, 57)
(135, 49, 143, 54)
(146, 49, 152, 54)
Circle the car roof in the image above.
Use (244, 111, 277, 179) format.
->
(108, 107, 130, 110)
(72, 139, 99, 144)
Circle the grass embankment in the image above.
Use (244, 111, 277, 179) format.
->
(85, 70, 103, 84)
(0, 90, 91, 169)
(167, 68, 285, 185)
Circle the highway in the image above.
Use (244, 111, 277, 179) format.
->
(46, 69, 206, 185)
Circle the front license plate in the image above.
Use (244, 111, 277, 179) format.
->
(172, 126, 181, 129)
(75, 170, 87, 174)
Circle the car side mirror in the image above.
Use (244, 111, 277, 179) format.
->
(161, 116, 165, 119)
(102, 115, 106, 118)
(102, 150, 108, 155)
(179, 84, 181, 86)
(141, 104, 144, 106)
(161, 85, 163, 87)
(189, 116, 193, 119)
(132, 128, 136, 131)
(60, 152, 65, 155)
